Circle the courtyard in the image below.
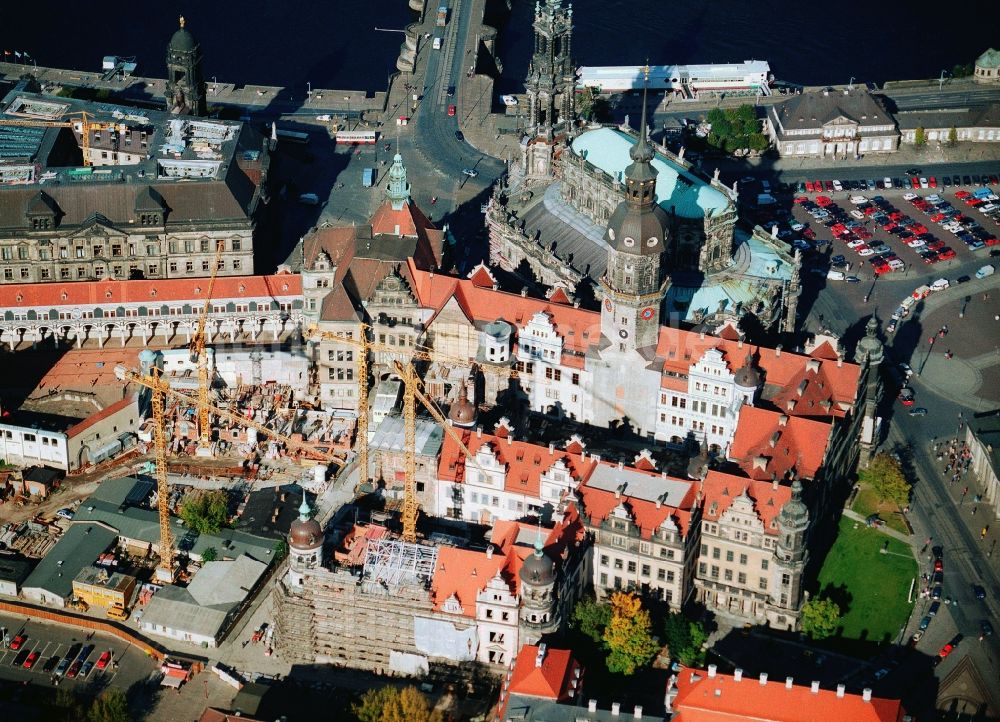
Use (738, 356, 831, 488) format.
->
(815, 517, 918, 654)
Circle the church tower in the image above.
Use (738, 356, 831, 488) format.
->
(518, 535, 559, 644)
(599, 69, 670, 356)
(165, 16, 206, 116)
(521, 0, 575, 181)
(771, 479, 809, 630)
(287, 495, 323, 590)
(385, 153, 411, 210)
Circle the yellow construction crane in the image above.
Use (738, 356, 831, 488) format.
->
(116, 363, 346, 581)
(307, 324, 516, 542)
(0, 111, 110, 167)
(189, 240, 225, 453)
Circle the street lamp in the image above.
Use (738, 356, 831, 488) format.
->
(307, 81, 312, 100)
(344, 96, 351, 130)
(938, 70, 947, 92)
(848, 77, 855, 91)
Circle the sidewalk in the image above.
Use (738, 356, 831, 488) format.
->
(842, 508, 912, 544)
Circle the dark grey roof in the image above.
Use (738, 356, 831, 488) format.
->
(770, 90, 893, 132)
(21, 524, 117, 599)
(519, 186, 609, 279)
(503, 695, 664, 722)
(0, 554, 34, 586)
(895, 102, 1000, 130)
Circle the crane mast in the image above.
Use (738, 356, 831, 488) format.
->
(189, 240, 225, 453)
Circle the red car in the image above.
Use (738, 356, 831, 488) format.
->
(816, 195, 833, 207)
(955, 190, 971, 199)
(911, 224, 929, 235)
(794, 195, 809, 204)
(984, 237, 1000, 246)
(9, 634, 25, 651)
(96, 651, 112, 670)
(447, 104, 456, 117)
(938, 642, 955, 659)
(883, 222, 898, 232)
(937, 247, 957, 260)
(67, 660, 82, 679)
(802, 228, 816, 240)
(889, 211, 904, 220)
(930, 213, 946, 222)
(805, 181, 815, 193)
(927, 240, 946, 251)
(929, 176, 937, 188)
(923, 252, 940, 264)
(23, 651, 39, 669)
(965, 198, 983, 207)
(898, 388, 915, 406)
(824, 180, 834, 191)
(814, 180, 823, 193)
(934, 558, 944, 572)
(911, 176, 921, 189)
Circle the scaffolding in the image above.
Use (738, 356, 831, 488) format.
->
(362, 537, 438, 592)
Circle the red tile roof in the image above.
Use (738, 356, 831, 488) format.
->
(671, 667, 905, 722)
(0, 275, 300, 309)
(508, 645, 580, 700)
(699, 470, 792, 534)
(407, 261, 860, 411)
(34, 348, 141, 394)
(728, 408, 832, 481)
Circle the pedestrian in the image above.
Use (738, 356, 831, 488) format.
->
(972, 506, 977, 516)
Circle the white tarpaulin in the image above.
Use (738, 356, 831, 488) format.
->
(413, 616, 478, 661)
(389, 650, 430, 676)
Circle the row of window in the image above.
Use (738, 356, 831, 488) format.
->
(598, 555, 677, 582)
(703, 544, 763, 568)
(6, 238, 243, 262)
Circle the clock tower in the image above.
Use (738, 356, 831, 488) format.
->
(599, 68, 670, 356)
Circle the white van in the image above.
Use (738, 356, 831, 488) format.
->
(826, 270, 846, 281)
(432, 37, 442, 50)
(849, 195, 868, 205)
(930, 278, 950, 292)
(976, 264, 996, 279)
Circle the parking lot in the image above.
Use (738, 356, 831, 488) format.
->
(0, 612, 155, 692)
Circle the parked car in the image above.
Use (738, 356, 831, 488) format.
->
(898, 388, 915, 406)
(972, 584, 986, 600)
(23, 651, 39, 669)
(9, 634, 26, 651)
(56, 508, 74, 520)
(55, 658, 71, 677)
(982, 620, 995, 638)
(447, 104, 456, 116)
(928, 601, 941, 616)
(96, 651, 112, 670)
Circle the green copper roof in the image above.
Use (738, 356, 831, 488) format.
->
(977, 48, 1000, 69)
(571, 127, 731, 219)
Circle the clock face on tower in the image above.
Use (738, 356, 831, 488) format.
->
(604, 298, 613, 312)
(619, 329, 629, 339)
(640, 307, 655, 320)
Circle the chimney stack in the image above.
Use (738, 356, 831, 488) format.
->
(611, 702, 620, 717)
(588, 700, 598, 713)
(836, 684, 845, 698)
(733, 668, 743, 682)
(785, 677, 793, 689)
(708, 664, 717, 678)
(633, 706, 643, 719)
(811, 681, 820, 694)
(863, 688, 872, 702)
(759, 673, 768, 686)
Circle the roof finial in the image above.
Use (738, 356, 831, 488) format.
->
(298, 494, 312, 522)
(534, 520, 544, 558)
(179, 15, 186, 28)
(629, 61, 654, 166)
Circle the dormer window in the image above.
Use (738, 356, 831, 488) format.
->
(140, 213, 160, 226)
(31, 217, 51, 230)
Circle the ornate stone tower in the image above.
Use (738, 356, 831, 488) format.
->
(599, 72, 670, 356)
(518, 535, 559, 644)
(165, 16, 206, 116)
(386, 153, 411, 210)
(521, 0, 575, 181)
(287, 495, 323, 590)
(772, 479, 809, 629)
(853, 315, 884, 466)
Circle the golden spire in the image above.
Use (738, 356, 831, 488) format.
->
(179, 15, 186, 28)
(643, 62, 650, 82)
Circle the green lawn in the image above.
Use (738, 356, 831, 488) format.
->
(851, 486, 910, 535)
(815, 517, 917, 653)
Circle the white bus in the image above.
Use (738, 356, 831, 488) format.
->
(335, 130, 378, 145)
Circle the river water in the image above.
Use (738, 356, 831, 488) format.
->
(2, 0, 996, 92)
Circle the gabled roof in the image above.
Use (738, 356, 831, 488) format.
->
(438, 428, 595, 499)
(508, 645, 579, 700)
(671, 666, 905, 722)
(578, 462, 698, 540)
(699, 470, 791, 534)
(770, 89, 893, 132)
(65, 395, 137, 438)
(729, 408, 831, 481)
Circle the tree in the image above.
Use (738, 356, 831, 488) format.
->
(952, 63, 974, 78)
(351, 685, 442, 722)
(914, 126, 926, 146)
(87, 688, 130, 722)
(602, 591, 659, 675)
(801, 597, 841, 640)
(178, 489, 230, 534)
(663, 612, 708, 667)
(860, 453, 911, 507)
(947, 126, 958, 145)
(201, 547, 218, 562)
(53, 687, 86, 722)
(576, 87, 596, 120)
(572, 597, 611, 644)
